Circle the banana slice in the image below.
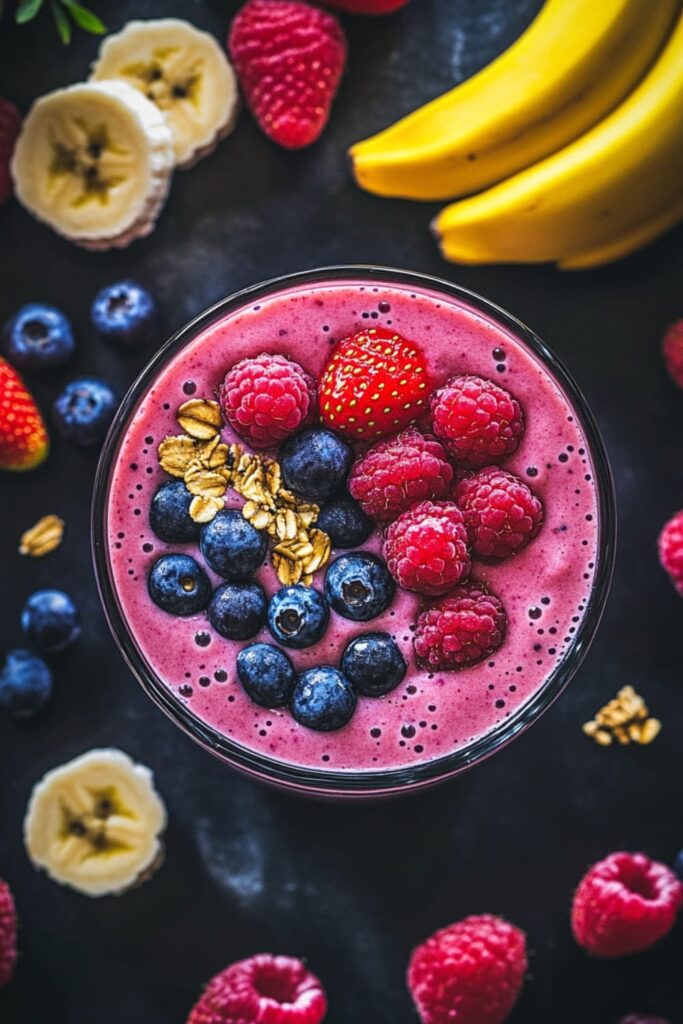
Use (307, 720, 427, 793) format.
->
(24, 748, 167, 898)
(11, 81, 174, 251)
(90, 19, 239, 168)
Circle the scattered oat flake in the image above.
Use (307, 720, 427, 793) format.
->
(583, 686, 661, 747)
(19, 514, 64, 557)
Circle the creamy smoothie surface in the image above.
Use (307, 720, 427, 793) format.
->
(106, 278, 599, 773)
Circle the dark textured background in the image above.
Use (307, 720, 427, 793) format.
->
(1, 1, 682, 1020)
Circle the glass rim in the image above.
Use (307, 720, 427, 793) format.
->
(92, 265, 616, 798)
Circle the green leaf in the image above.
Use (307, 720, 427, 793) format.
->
(61, 0, 105, 33)
(51, 1, 71, 43)
(15, 0, 45, 24)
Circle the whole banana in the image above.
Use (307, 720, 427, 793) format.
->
(433, 8, 683, 269)
(349, 0, 679, 201)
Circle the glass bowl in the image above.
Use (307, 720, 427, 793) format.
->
(92, 266, 616, 799)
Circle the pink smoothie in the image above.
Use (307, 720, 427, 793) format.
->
(105, 277, 599, 774)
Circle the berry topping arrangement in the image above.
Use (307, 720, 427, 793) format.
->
(141, 316, 550, 738)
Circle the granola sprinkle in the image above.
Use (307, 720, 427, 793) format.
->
(19, 514, 65, 557)
(157, 401, 332, 583)
(583, 685, 661, 747)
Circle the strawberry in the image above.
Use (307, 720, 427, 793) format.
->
(324, 0, 409, 12)
(0, 357, 49, 470)
(0, 98, 21, 206)
(228, 0, 347, 149)
(319, 326, 430, 441)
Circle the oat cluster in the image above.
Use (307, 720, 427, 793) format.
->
(583, 685, 661, 747)
(18, 514, 65, 557)
(157, 397, 332, 587)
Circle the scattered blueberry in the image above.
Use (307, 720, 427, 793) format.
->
(21, 589, 80, 653)
(2, 302, 75, 371)
(290, 666, 356, 731)
(280, 428, 352, 503)
(91, 280, 156, 348)
(200, 510, 267, 581)
(341, 631, 406, 697)
(148, 553, 211, 616)
(53, 377, 118, 446)
(236, 643, 296, 707)
(149, 480, 200, 544)
(267, 586, 329, 649)
(674, 849, 683, 882)
(317, 495, 373, 549)
(208, 582, 267, 640)
(325, 552, 395, 621)
(0, 649, 53, 718)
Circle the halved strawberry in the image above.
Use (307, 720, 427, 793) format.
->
(319, 326, 430, 441)
(0, 357, 49, 470)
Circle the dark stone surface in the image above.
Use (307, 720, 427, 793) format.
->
(1, 1, 682, 1021)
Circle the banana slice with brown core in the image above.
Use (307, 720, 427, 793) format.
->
(90, 19, 239, 168)
(11, 81, 174, 251)
(24, 748, 167, 897)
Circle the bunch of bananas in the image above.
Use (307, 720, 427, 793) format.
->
(349, 0, 683, 269)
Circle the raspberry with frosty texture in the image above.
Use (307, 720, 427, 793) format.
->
(219, 353, 317, 450)
(349, 427, 453, 523)
(571, 852, 683, 958)
(661, 320, 683, 389)
(659, 509, 683, 596)
(0, 99, 21, 206)
(414, 584, 506, 670)
(455, 467, 543, 561)
(430, 375, 524, 468)
(187, 953, 327, 1024)
(408, 914, 527, 1024)
(0, 878, 18, 988)
(383, 500, 470, 596)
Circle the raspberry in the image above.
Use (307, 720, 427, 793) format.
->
(619, 1017, 671, 1024)
(408, 914, 527, 1024)
(219, 353, 317, 450)
(661, 319, 683, 389)
(429, 376, 524, 468)
(0, 98, 21, 207)
(228, 0, 346, 149)
(319, 327, 430, 441)
(187, 953, 327, 1024)
(0, 878, 18, 988)
(455, 467, 543, 561)
(349, 427, 453, 523)
(414, 584, 506, 669)
(659, 510, 683, 596)
(383, 500, 470, 596)
(325, 0, 409, 12)
(571, 852, 683, 958)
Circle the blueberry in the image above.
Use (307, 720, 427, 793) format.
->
(267, 586, 329, 649)
(2, 302, 75, 371)
(53, 377, 118, 446)
(148, 554, 211, 616)
(200, 510, 267, 581)
(325, 552, 395, 621)
(91, 280, 156, 348)
(0, 650, 53, 718)
(21, 589, 80, 653)
(280, 428, 352, 503)
(674, 850, 683, 882)
(290, 666, 356, 731)
(236, 643, 296, 707)
(317, 495, 374, 549)
(341, 632, 406, 696)
(149, 480, 200, 543)
(208, 582, 267, 640)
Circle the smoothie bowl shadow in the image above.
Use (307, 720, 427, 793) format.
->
(92, 266, 616, 800)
